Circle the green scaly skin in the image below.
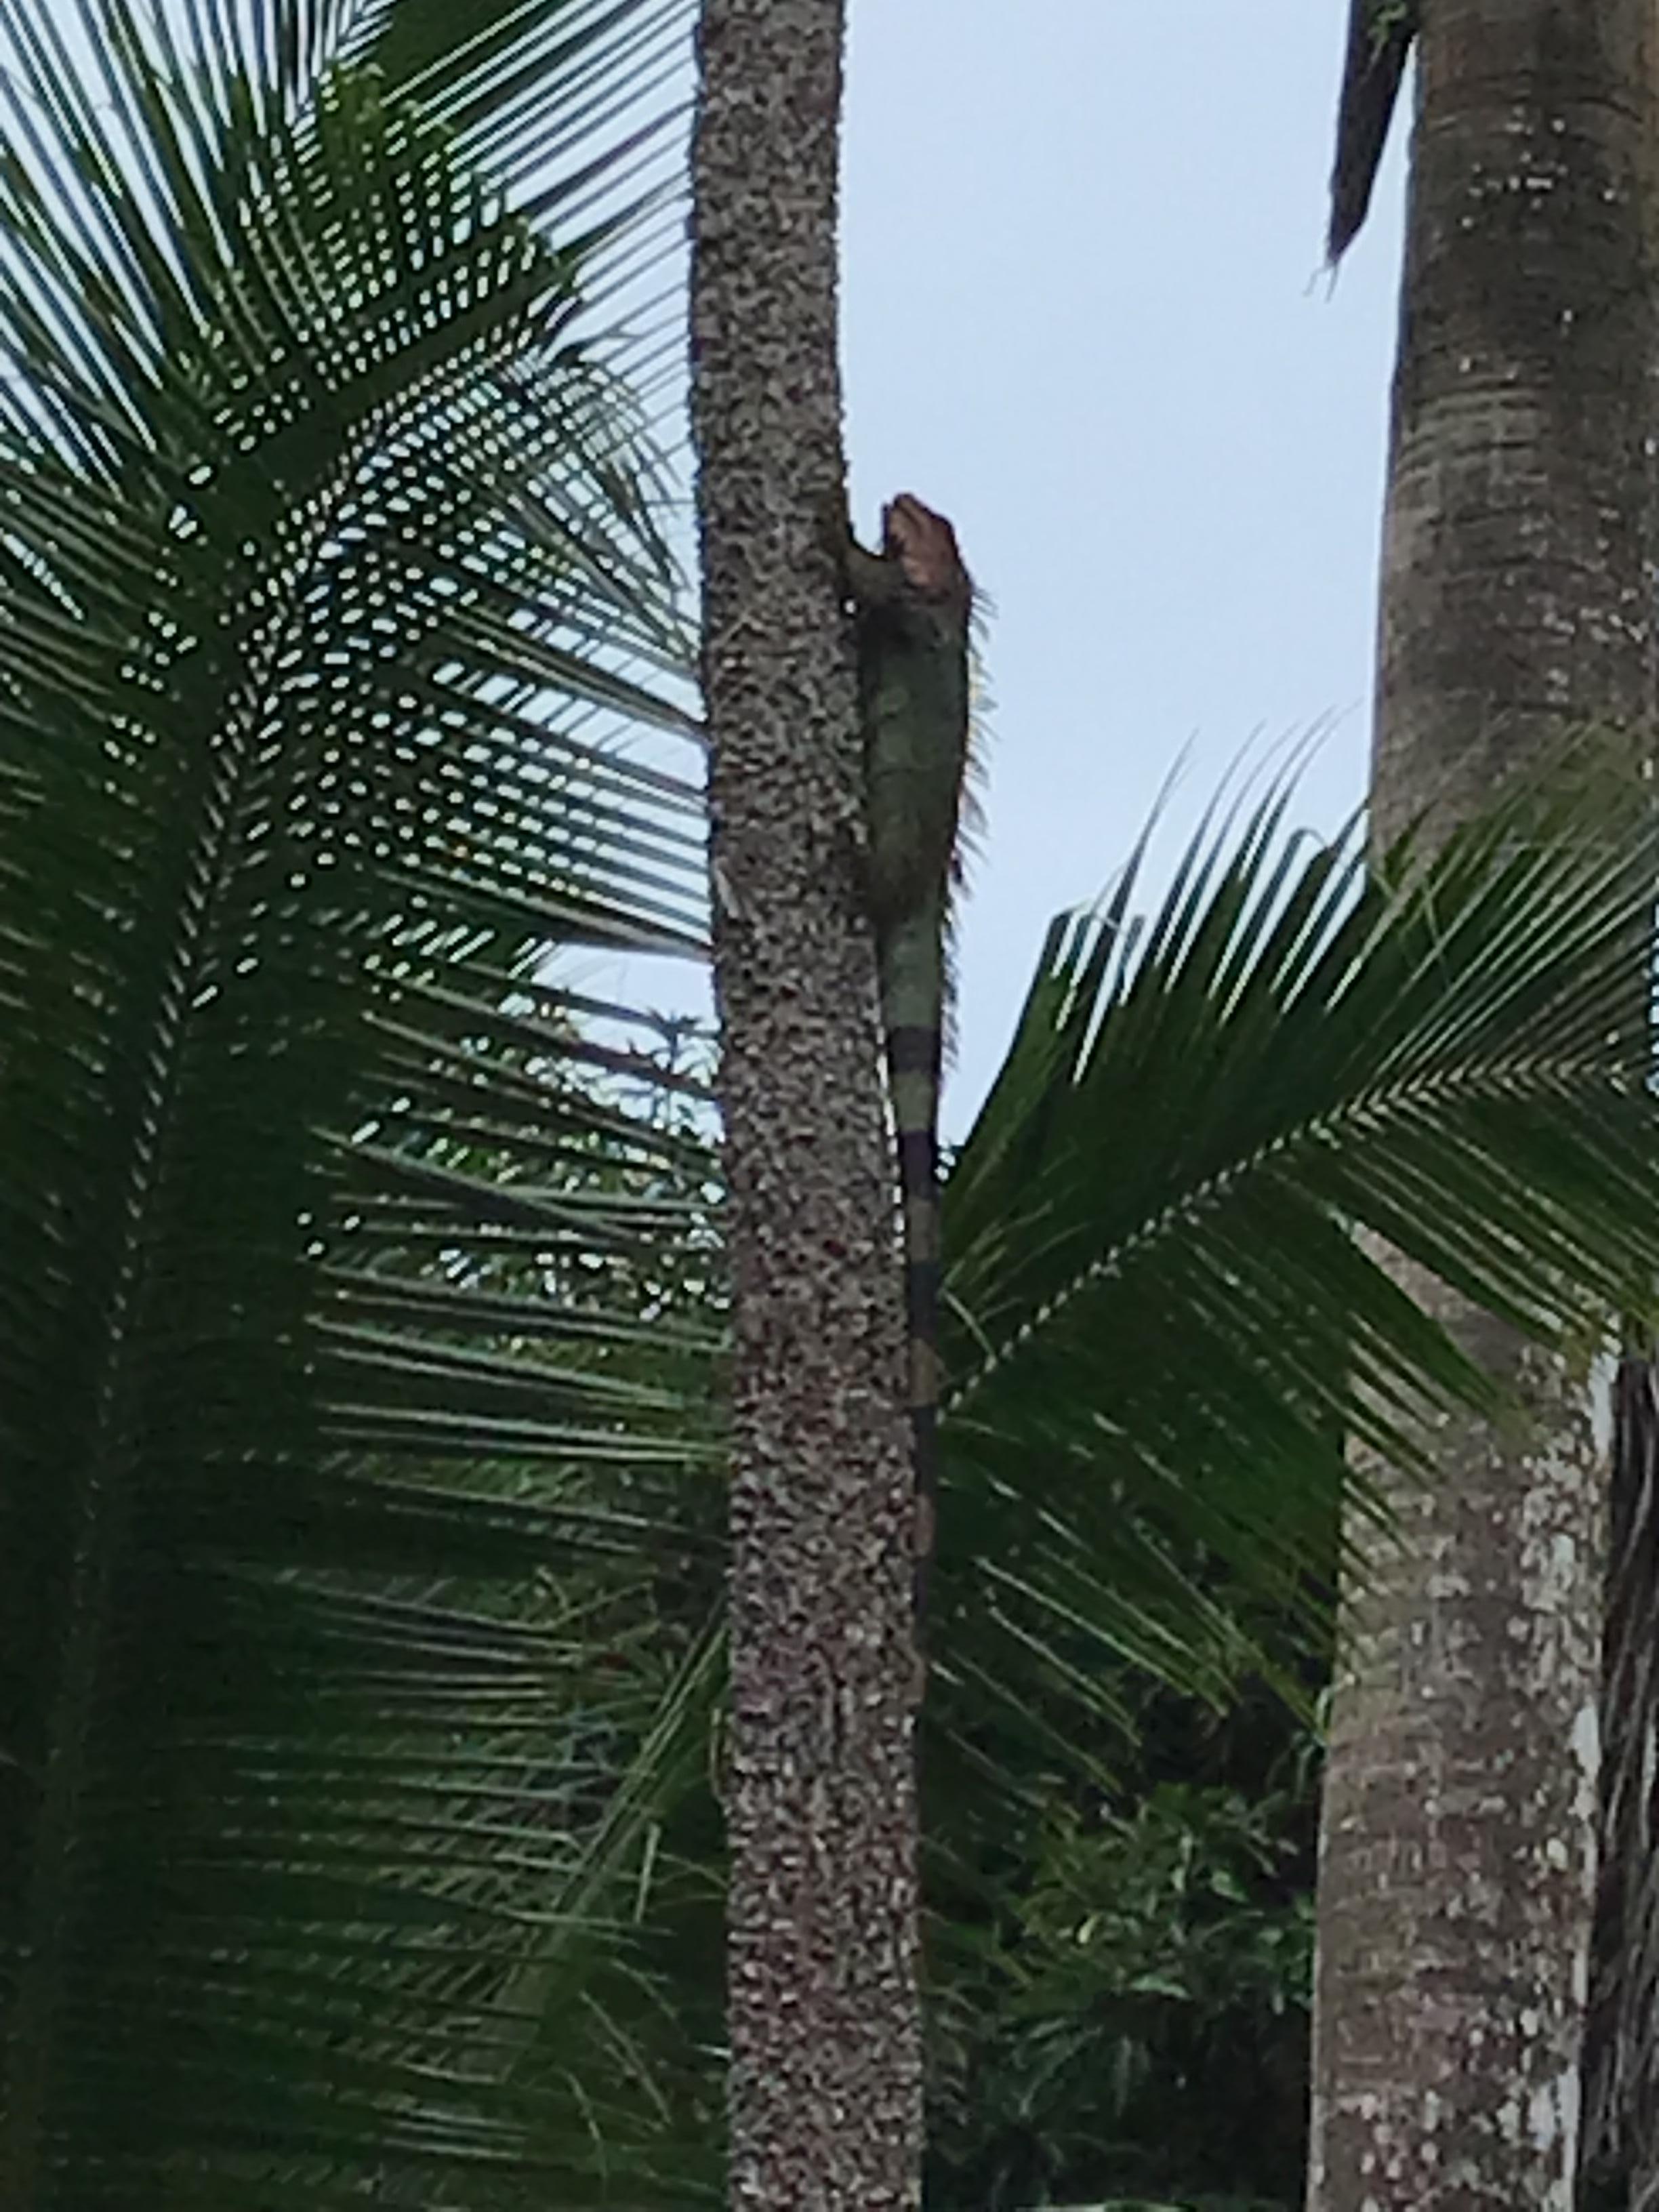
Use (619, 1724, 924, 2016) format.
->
(844, 493, 973, 1668)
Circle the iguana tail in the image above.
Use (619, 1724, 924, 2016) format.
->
(878, 901, 946, 1629)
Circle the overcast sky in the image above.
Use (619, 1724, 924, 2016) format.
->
(840, 2, 1411, 1133)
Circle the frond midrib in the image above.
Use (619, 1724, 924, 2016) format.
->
(943, 1044, 1633, 1422)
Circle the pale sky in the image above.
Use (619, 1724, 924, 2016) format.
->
(840, 2, 1410, 1133)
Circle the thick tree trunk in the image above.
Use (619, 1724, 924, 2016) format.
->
(689, 3, 925, 2207)
(1307, 9, 1659, 2211)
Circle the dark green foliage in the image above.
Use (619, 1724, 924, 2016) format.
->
(926, 758, 1659, 1773)
(927, 1663, 1319, 2212)
(0, 1, 721, 2203)
(913, 754, 1659, 2209)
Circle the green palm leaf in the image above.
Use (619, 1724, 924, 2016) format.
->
(0, 0, 722, 2203)
(918, 759, 1659, 2194)
(929, 758, 1659, 1784)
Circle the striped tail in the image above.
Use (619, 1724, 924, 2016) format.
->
(878, 903, 946, 1638)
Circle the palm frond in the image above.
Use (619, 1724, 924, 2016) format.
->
(0, 0, 719, 2201)
(931, 760, 1659, 1767)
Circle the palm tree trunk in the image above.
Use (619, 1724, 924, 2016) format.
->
(689, 3, 925, 2205)
(1307, 9, 1659, 2209)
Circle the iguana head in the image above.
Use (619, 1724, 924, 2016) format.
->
(882, 493, 973, 620)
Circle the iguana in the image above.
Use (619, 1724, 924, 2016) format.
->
(1329, 0, 1418, 263)
(843, 493, 975, 1662)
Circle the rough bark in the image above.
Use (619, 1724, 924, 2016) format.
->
(689, 3, 925, 2207)
(1307, 8, 1659, 2209)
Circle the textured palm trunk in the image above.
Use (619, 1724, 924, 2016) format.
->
(1307, 9, 1659, 2210)
(689, 3, 926, 2206)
